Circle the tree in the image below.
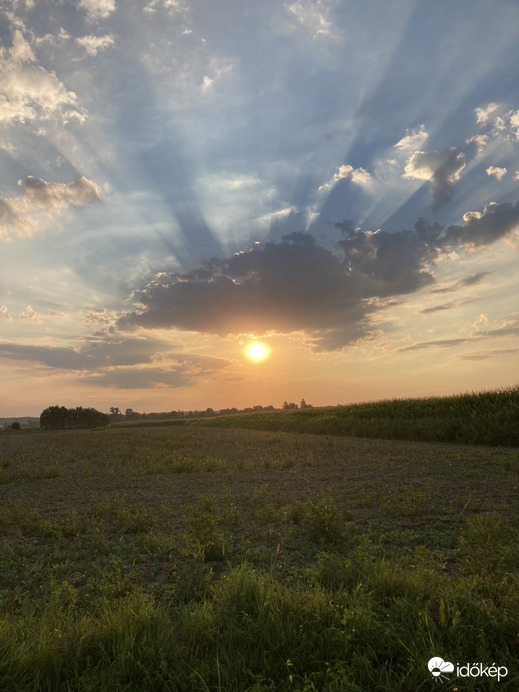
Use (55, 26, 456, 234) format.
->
(282, 401, 298, 410)
(10, 421, 21, 430)
(40, 405, 109, 430)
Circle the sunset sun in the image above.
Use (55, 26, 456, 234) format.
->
(245, 342, 269, 362)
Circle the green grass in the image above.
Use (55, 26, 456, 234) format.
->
(196, 385, 519, 447)
(0, 424, 518, 690)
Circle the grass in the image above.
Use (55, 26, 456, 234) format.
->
(0, 422, 518, 690)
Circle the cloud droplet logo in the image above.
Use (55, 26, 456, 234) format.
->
(428, 657, 454, 681)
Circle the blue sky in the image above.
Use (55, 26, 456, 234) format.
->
(0, 0, 518, 415)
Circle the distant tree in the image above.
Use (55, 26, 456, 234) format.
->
(40, 405, 109, 430)
(300, 398, 312, 409)
(282, 401, 298, 410)
(10, 421, 21, 430)
(109, 407, 122, 419)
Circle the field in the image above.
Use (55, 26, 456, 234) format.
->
(0, 420, 518, 690)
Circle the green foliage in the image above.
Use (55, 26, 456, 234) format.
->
(40, 405, 110, 430)
(197, 385, 519, 446)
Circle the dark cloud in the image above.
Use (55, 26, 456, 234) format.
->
(116, 227, 443, 349)
(115, 200, 518, 350)
(404, 147, 466, 211)
(0, 338, 230, 388)
(400, 314, 519, 352)
(431, 272, 491, 293)
(400, 338, 471, 352)
(0, 337, 170, 370)
(420, 301, 462, 315)
(459, 348, 519, 361)
(81, 354, 230, 389)
(445, 201, 519, 247)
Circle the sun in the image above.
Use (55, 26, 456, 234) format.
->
(245, 342, 269, 361)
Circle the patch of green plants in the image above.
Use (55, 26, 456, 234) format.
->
(197, 385, 519, 446)
(0, 423, 517, 689)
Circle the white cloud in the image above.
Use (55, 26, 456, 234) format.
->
(486, 165, 507, 181)
(319, 164, 371, 192)
(0, 29, 85, 126)
(474, 102, 500, 125)
(465, 134, 488, 154)
(349, 167, 372, 187)
(76, 34, 115, 56)
(510, 109, 519, 141)
(144, 0, 187, 16)
(0, 305, 13, 320)
(201, 75, 213, 91)
(286, 1, 334, 39)
(0, 176, 101, 242)
(394, 125, 428, 151)
(77, 0, 116, 21)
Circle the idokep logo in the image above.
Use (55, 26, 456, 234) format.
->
(428, 656, 509, 683)
(428, 657, 454, 682)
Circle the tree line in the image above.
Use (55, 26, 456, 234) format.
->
(108, 399, 312, 422)
(37, 399, 313, 429)
(40, 406, 110, 430)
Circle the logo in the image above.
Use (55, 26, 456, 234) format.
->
(428, 657, 454, 682)
(427, 656, 508, 683)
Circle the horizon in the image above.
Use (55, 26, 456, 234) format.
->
(4, 383, 518, 421)
(1, 1, 518, 417)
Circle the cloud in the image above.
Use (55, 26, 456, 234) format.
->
(0, 176, 101, 241)
(0, 337, 164, 370)
(465, 134, 488, 154)
(486, 165, 507, 181)
(286, 1, 334, 39)
(510, 109, 519, 141)
(0, 306, 13, 320)
(445, 200, 519, 247)
(3, 305, 66, 322)
(116, 225, 444, 349)
(458, 348, 518, 361)
(77, 0, 116, 21)
(319, 164, 372, 192)
(394, 125, 428, 151)
(75, 34, 115, 56)
(0, 337, 230, 388)
(474, 102, 501, 125)
(473, 103, 519, 142)
(0, 29, 84, 125)
(403, 147, 466, 211)
(84, 354, 229, 389)
(115, 196, 519, 350)
(419, 299, 468, 315)
(400, 313, 519, 352)
(430, 272, 490, 293)
(400, 338, 471, 352)
(144, 0, 188, 16)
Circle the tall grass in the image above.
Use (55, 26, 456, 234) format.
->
(197, 386, 519, 446)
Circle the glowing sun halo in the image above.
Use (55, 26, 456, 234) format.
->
(245, 342, 269, 361)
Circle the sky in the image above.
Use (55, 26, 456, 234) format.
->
(0, 0, 518, 417)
